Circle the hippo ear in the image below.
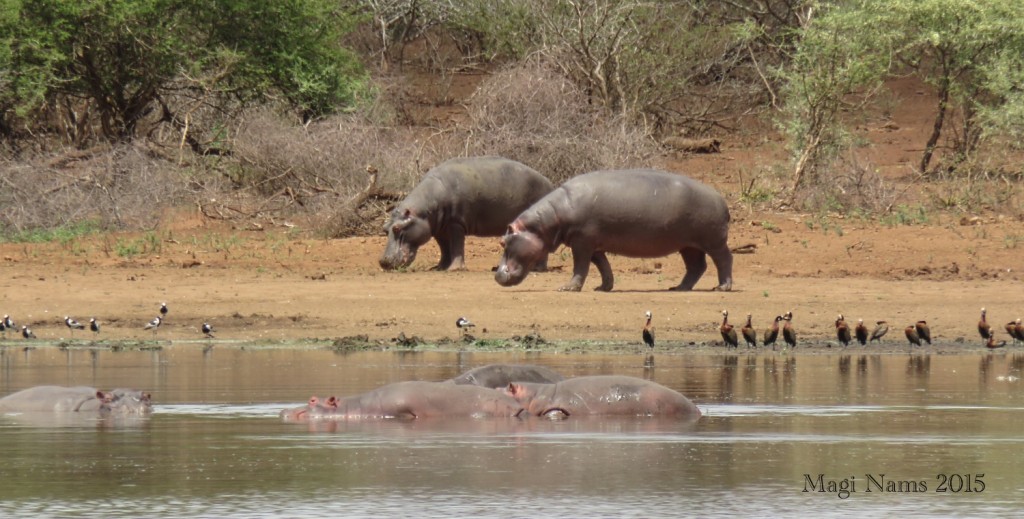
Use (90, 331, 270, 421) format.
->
(402, 208, 414, 220)
(509, 220, 524, 234)
(308, 396, 319, 407)
(96, 391, 114, 403)
(326, 396, 339, 409)
(505, 383, 523, 397)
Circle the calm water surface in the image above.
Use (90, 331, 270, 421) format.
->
(1, 346, 1023, 518)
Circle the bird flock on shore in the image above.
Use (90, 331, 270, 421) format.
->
(0, 302, 215, 342)
(4, 302, 1021, 351)
(641, 308, 1024, 350)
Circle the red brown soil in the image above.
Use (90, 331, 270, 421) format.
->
(1, 78, 1021, 352)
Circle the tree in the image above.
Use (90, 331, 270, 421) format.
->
(778, 0, 1024, 192)
(451, 0, 757, 134)
(772, 3, 892, 202)
(881, 0, 1024, 174)
(0, 0, 367, 146)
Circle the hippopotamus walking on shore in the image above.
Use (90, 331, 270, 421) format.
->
(280, 381, 525, 421)
(504, 375, 702, 419)
(494, 169, 733, 292)
(446, 364, 566, 388)
(0, 386, 152, 415)
(380, 156, 554, 271)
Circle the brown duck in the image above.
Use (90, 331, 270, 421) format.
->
(978, 308, 991, 340)
(782, 311, 797, 348)
(643, 311, 655, 349)
(763, 316, 782, 350)
(720, 310, 738, 348)
(741, 314, 757, 348)
(870, 321, 889, 343)
(855, 319, 868, 346)
(835, 314, 851, 347)
(915, 320, 932, 345)
(905, 324, 922, 346)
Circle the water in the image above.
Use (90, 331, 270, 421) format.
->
(2, 346, 1023, 517)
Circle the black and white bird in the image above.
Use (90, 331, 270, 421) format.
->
(456, 317, 475, 330)
(160, 302, 169, 318)
(65, 316, 86, 332)
(642, 311, 655, 349)
(89, 318, 100, 334)
(202, 322, 215, 338)
(3, 315, 15, 330)
(144, 316, 162, 332)
(21, 325, 35, 339)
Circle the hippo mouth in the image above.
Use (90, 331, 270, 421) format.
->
(494, 263, 527, 286)
(379, 245, 417, 270)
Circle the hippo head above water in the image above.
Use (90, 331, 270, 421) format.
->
(379, 208, 432, 270)
(495, 220, 548, 287)
(102, 389, 153, 415)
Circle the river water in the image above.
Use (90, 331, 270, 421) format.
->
(1, 346, 1022, 518)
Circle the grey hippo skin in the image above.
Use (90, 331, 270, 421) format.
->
(0, 386, 152, 415)
(494, 169, 733, 292)
(379, 156, 554, 271)
(280, 381, 525, 421)
(504, 375, 702, 419)
(446, 364, 566, 388)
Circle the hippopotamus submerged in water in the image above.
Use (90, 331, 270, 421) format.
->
(495, 169, 733, 292)
(280, 381, 525, 421)
(0, 386, 152, 415)
(446, 364, 566, 388)
(379, 156, 554, 271)
(504, 375, 702, 419)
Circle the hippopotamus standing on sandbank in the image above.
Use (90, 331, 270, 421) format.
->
(504, 375, 702, 419)
(280, 381, 525, 421)
(446, 364, 566, 388)
(379, 156, 554, 271)
(0, 386, 153, 415)
(494, 169, 733, 292)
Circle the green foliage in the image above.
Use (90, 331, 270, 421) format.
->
(449, 0, 752, 131)
(0, 0, 367, 142)
(777, 0, 1024, 186)
(773, 2, 893, 197)
(0, 220, 101, 244)
(880, 204, 931, 227)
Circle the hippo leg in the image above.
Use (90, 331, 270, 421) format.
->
(432, 234, 453, 271)
(559, 245, 594, 291)
(708, 244, 733, 291)
(672, 248, 707, 291)
(445, 225, 468, 271)
(591, 252, 614, 292)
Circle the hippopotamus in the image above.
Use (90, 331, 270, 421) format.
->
(0, 386, 152, 415)
(494, 169, 733, 292)
(280, 381, 525, 421)
(446, 364, 566, 388)
(503, 375, 702, 419)
(379, 156, 554, 271)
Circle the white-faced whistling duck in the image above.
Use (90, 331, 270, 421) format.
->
(905, 324, 921, 346)
(763, 316, 782, 350)
(741, 313, 757, 348)
(782, 311, 797, 348)
(986, 333, 1006, 349)
(835, 314, 851, 347)
(870, 321, 889, 343)
(915, 320, 932, 345)
(979, 308, 991, 340)
(643, 311, 655, 349)
(720, 310, 738, 348)
(855, 319, 868, 346)
(1005, 318, 1023, 346)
